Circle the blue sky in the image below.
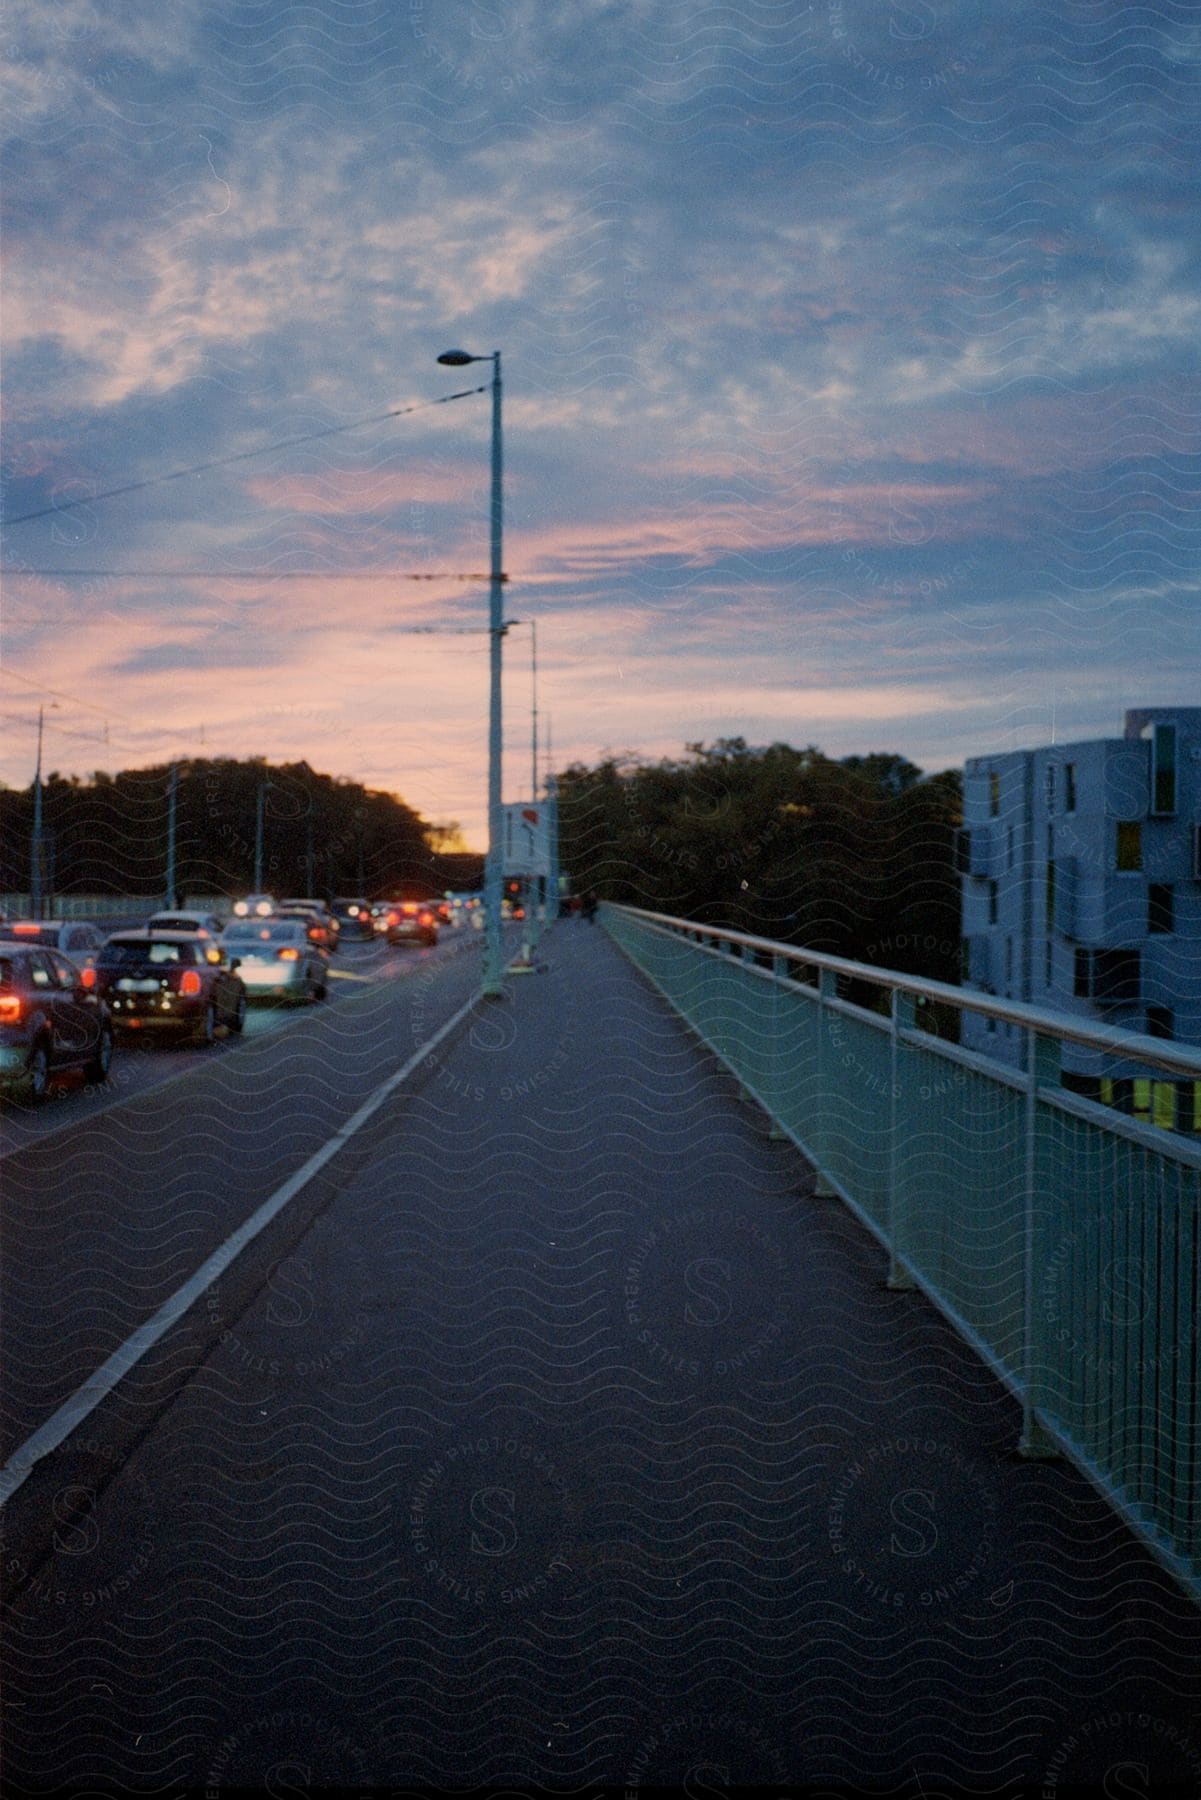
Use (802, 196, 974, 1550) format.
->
(2, 0, 1198, 843)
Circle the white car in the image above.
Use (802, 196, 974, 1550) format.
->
(146, 909, 226, 940)
(0, 919, 108, 982)
(220, 918, 328, 1002)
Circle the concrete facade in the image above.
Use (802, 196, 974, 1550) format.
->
(960, 707, 1201, 1127)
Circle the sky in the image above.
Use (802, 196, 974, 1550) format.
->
(2, 0, 1198, 847)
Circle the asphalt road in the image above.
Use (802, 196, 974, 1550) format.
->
(2, 921, 1198, 1798)
(0, 925, 490, 1460)
(0, 926, 478, 1157)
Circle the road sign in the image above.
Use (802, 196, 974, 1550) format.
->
(502, 802, 550, 877)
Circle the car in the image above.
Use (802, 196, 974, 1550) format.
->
(0, 944, 115, 1103)
(383, 901, 438, 948)
(331, 897, 374, 942)
(275, 903, 338, 951)
(146, 908, 226, 940)
(0, 919, 109, 984)
(278, 899, 341, 951)
(232, 893, 276, 919)
(94, 932, 246, 1044)
(220, 918, 329, 1002)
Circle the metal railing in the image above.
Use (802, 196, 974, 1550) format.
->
(0, 894, 228, 921)
(601, 902, 1201, 1603)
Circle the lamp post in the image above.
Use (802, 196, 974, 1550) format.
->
(437, 347, 505, 998)
(30, 703, 58, 915)
(165, 762, 178, 908)
(254, 778, 277, 892)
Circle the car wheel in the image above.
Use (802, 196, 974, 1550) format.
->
(85, 1026, 114, 1084)
(194, 1001, 218, 1046)
(229, 992, 247, 1034)
(21, 1041, 50, 1105)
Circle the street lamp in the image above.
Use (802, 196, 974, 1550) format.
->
(438, 347, 505, 998)
(254, 778, 278, 892)
(30, 702, 59, 915)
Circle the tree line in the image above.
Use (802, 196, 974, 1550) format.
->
(0, 757, 482, 901)
(556, 738, 963, 985)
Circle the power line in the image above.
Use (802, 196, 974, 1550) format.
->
(0, 666, 136, 724)
(1, 569, 507, 581)
(2, 385, 487, 526)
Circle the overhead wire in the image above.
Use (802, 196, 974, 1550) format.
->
(2, 384, 487, 526)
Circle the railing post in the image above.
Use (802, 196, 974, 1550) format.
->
(887, 989, 916, 1289)
(1020, 1027, 1062, 1458)
(769, 953, 787, 1139)
(814, 968, 838, 1196)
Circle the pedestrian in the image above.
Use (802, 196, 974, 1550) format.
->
(581, 889, 598, 923)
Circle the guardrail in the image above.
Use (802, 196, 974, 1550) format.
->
(0, 895, 228, 921)
(601, 902, 1201, 1603)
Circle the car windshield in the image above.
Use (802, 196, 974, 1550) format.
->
(151, 916, 208, 931)
(224, 923, 303, 944)
(102, 940, 196, 965)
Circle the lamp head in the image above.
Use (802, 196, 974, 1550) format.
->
(437, 349, 478, 366)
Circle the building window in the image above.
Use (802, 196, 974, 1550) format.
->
(1146, 1005, 1173, 1039)
(1044, 938, 1053, 987)
(989, 771, 1000, 817)
(1008, 824, 1014, 870)
(1151, 723, 1177, 816)
(1045, 858, 1055, 929)
(988, 880, 998, 925)
(1045, 765, 1055, 813)
(1193, 824, 1201, 880)
(1064, 763, 1076, 812)
(1074, 947, 1141, 1003)
(1116, 821, 1142, 872)
(1148, 884, 1174, 934)
(1005, 937, 1013, 989)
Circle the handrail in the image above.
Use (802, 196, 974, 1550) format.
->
(610, 903, 1201, 1082)
(602, 901, 1201, 1602)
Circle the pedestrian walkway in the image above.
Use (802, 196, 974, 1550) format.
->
(4, 921, 1199, 1797)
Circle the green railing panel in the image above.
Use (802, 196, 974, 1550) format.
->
(602, 903, 1201, 1602)
(894, 1040, 1028, 1382)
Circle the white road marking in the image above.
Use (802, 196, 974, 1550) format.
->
(0, 990, 478, 1507)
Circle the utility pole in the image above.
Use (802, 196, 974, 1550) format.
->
(30, 705, 46, 915)
(437, 346, 505, 998)
(165, 762, 178, 908)
(254, 780, 267, 891)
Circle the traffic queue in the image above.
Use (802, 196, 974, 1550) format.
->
(0, 890, 462, 1106)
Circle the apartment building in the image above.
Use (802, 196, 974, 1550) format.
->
(959, 707, 1201, 1131)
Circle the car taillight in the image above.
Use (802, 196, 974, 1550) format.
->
(419, 912, 432, 926)
(179, 969, 203, 996)
(278, 947, 300, 961)
(0, 995, 22, 1024)
(387, 911, 400, 926)
(80, 966, 97, 988)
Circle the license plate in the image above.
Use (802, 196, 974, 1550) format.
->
(117, 978, 161, 993)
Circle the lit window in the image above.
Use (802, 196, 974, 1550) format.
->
(1116, 822, 1142, 872)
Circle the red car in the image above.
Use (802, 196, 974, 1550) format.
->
(95, 932, 246, 1044)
